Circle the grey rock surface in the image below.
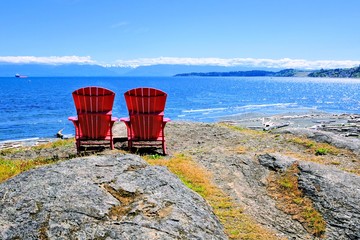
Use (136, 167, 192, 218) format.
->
(277, 128, 360, 154)
(298, 162, 360, 240)
(166, 122, 312, 239)
(0, 154, 226, 239)
(259, 153, 360, 240)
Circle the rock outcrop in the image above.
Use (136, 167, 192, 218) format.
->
(0, 154, 226, 239)
(277, 128, 360, 154)
(259, 153, 360, 239)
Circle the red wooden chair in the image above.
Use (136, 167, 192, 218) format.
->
(68, 86, 118, 152)
(120, 87, 170, 155)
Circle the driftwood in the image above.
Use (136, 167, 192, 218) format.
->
(262, 118, 290, 131)
(318, 124, 360, 137)
(56, 128, 64, 138)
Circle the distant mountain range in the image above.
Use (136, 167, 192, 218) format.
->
(0, 63, 359, 78)
(0, 63, 284, 77)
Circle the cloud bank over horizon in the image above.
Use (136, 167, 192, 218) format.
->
(0, 56, 95, 65)
(113, 57, 360, 69)
(1, 56, 360, 70)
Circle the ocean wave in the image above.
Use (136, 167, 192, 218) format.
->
(182, 107, 227, 113)
(233, 103, 298, 110)
(0, 137, 39, 144)
(182, 103, 298, 114)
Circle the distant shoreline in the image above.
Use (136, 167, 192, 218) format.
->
(174, 66, 360, 78)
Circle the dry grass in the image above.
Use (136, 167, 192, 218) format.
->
(33, 138, 75, 150)
(221, 123, 266, 136)
(222, 124, 360, 176)
(267, 163, 326, 237)
(232, 145, 248, 154)
(144, 153, 280, 240)
(0, 139, 75, 183)
(0, 157, 59, 183)
(286, 136, 340, 156)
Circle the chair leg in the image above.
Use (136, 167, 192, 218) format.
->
(161, 131, 167, 155)
(110, 139, 114, 150)
(76, 139, 80, 153)
(162, 141, 166, 155)
(128, 140, 133, 152)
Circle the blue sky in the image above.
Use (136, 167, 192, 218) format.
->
(0, 0, 360, 69)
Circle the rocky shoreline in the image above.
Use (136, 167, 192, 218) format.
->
(221, 112, 360, 135)
(1, 112, 359, 151)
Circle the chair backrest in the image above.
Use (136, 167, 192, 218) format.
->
(124, 87, 167, 114)
(72, 87, 115, 139)
(72, 87, 115, 114)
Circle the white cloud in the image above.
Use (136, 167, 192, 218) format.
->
(1, 56, 359, 70)
(114, 57, 360, 69)
(0, 56, 95, 64)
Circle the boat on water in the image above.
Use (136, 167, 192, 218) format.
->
(15, 73, 28, 78)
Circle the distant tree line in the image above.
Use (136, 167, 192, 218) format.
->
(175, 66, 360, 78)
(308, 66, 360, 78)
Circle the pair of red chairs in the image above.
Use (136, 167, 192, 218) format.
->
(68, 87, 170, 154)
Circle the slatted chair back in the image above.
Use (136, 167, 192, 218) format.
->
(72, 87, 115, 114)
(124, 87, 167, 114)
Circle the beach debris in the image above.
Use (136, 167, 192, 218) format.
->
(0, 137, 53, 150)
(262, 118, 290, 131)
(56, 128, 64, 139)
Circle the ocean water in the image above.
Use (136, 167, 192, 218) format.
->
(0, 76, 360, 141)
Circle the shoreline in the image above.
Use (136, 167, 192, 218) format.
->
(1, 112, 359, 150)
(221, 111, 360, 130)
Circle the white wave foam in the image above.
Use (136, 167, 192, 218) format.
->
(233, 103, 298, 110)
(182, 103, 298, 114)
(0, 137, 39, 144)
(182, 107, 227, 113)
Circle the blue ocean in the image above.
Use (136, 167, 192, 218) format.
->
(1, 76, 360, 141)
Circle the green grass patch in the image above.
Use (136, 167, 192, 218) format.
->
(315, 148, 328, 156)
(146, 154, 163, 160)
(286, 136, 340, 156)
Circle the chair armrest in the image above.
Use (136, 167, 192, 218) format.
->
(111, 117, 118, 122)
(120, 117, 130, 123)
(68, 116, 78, 122)
(163, 118, 171, 123)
